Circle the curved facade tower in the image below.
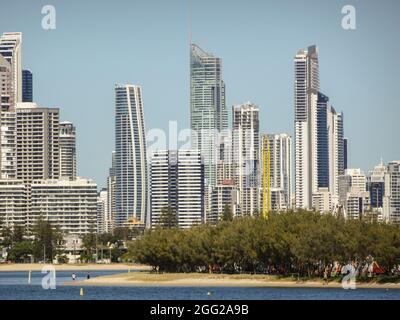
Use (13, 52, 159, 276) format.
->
(114, 84, 147, 226)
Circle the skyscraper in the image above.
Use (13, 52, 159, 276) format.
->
(114, 84, 147, 227)
(190, 43, 227, 186)
(106, 151, 116, 232)
(383, 161, 400, 224)
(294, 46, 345, 211)
(209, 180, 239, 224)
(232, 103, 260, 215)
(97, 188, 108, 234)
(316, 92, 329, 189)
(294, 45, 319, 210)
(0, 109, 16, 179)
(59, 121, 76, 180)
(0, 32, 22, 103)
(15, 102, 60, 182)
(22, 69, 32, 102)
(328, 106, 344, 203)
(339, 168, 370, 219)
(343, 138, 348, 170)
(0, 54, 13, 110)
(262, 133, 292, 210)
(150, 150, 204, 228)
(367, 160, 386, 209)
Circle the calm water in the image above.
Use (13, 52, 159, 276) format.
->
(1, 271, 400, 300)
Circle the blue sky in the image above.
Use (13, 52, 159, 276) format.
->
(1, 0, 399, 187)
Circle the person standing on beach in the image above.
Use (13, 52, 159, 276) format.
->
(323, 267, 329, 285)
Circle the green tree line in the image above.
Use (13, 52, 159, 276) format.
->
(0, 218, 64, 263)
(127, 211, 400, 277)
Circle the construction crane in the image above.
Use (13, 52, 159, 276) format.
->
(262, 135, 271, 219)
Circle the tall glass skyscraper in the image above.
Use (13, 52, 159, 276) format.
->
(114, 84, 147, 226)
(190, 43, 227, 186)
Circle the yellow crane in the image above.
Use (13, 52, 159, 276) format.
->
(262, 135, 271, 219)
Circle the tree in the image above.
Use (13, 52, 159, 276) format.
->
(221, 204, 233, 222)
(32, 218, 63, 263)
(1, 224, 28, 261)
(12, 225, 26, 243)
(126, 210, 400, 277)
(159, 206, 178, 229)
(7, 241, 33, 263)
(0, 226, 13, 248)
(81, 231, 97, 262)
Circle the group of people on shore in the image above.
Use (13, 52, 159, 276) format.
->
(71, 272, 91, 281)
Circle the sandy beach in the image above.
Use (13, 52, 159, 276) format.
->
(0, 263, 151, 272)
(64, 272, 400, 289)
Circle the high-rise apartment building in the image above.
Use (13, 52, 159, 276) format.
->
(0, 32, 22, 103)
(150, 150, 204, 229)
(0, 109, 16, 179)
(59, 121, 76, 180)
(0, 179, 28, 229)
(106, 151, 116, 231)
(0, 54, 13, 110)
(294, 45, 319, 210)
(30, 178, 97, 234)
(344, 138, 348, 170)
(14, 102, 60, 182)
(339, 168, 370, 219)
(114, 84, 147, 227)
(97, 188, 108, 234)
(383, 161, 400, 224)
(232, 103, 260, 215)
(208, 179, 239, 224)
(190, 43, 227, 186)
(22, 69, 32, 102)
(328, 106, 344, 204)
(262, 133, 292, 210)
(294, 46, 345, 211)
(367, 161, 386, 209)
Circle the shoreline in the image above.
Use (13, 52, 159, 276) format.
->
(63, 272, 400, 289)
(0, 263, 151, 272)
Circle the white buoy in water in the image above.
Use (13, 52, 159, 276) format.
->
(207, 291, 212, 296)
(28, 270, 31, 284)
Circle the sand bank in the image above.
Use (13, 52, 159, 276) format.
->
(64, 272, 400, 289)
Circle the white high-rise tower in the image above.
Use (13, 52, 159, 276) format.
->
(0, 32, 22, 103)
(114, 84, 147, 227)
(294, 45, 319, 210)
(232, 103, 260, 215)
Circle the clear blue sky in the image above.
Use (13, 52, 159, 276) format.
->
(1, 0, 399, 188)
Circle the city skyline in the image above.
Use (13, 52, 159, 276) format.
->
(1, 0, 399, 187)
